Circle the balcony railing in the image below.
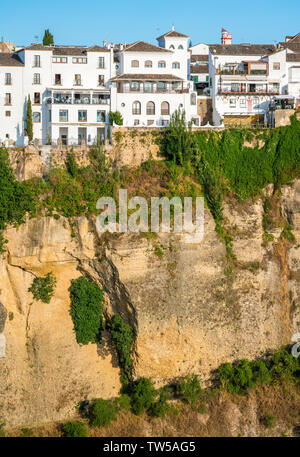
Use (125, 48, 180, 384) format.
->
(117, 87, 189, 94)
(219, 88, 279, 95)
(50, 97, 110, 105)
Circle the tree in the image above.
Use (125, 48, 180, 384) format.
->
(43, 29, 54, 46)
(188, 39, 192, 49)
(26, 95, 33, 142)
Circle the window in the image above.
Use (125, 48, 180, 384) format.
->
(172, 62, 180, 69)
(33, 73, 41, 84)
(239, 98, 246, 108)
(34, 92, 41, 104)
(146, 101, 155, 115)
(98, 75, 105, 86)
(157, 81, 167, 92)
(162, 119, 169, 126)
(131, 60, 139, 68)
(178, 45, 184, 50)
(5, 111, 11, 117)
(253, 97, 259, 107)
(74, 74, 82, 85)
(132, 101, 141, 115)
(55, 74, 61, 85)
(52, 57, 68, 63)
(229, 98, 236, 107)
(273, 62, 280, 70)
(158, 60, 166, 68)
(5, 73, 11, 85)
(5, 93, 11, 105)
(145, 60, 152, 68)
(98, 57, 105, 68)
(190, 93, 196, 105)
(130, 81, 140, 91)
(97, 110, 106, 122)
(34, 55, 41, 67)
(147, 120, 154, 126)
(72, 57, 87, 64)
(134, 119, 140, 126)
(144, 81, 153, 93)
(32, 112, 41, 123)
(161, 101, 170, 115)
(59, 110, 68, 122)
(78, 110, 87, 121)
(169, 45, 175, 50)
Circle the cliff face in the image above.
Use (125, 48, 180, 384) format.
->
(0, 182, 300, 427)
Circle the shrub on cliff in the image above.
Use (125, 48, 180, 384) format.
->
(89, 398, 117, 427)
(109, 314, 134, 386)
(28, 272, 56, 304)
(178, 374, 202, 408)
(63, 421, 88, 437)
(131, 377, 157, 415)
(69, 276, 103, 345)
(150, 387, 171, 418)
(0, 148, 34, 231)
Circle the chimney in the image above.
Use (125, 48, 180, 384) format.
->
(221, 28, 232, 45)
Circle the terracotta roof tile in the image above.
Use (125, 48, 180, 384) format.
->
(123, 41, 171, 53)
(191, 54, 209, 62)
(157, 30, 189, 40)
(0, 53, 24, 67)
(191, 65, 208, 74)
(209, 44, 275, 56)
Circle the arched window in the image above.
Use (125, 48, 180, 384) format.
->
(158, 60, 166, 68)
(172, 62, 180, 69)
(145, 60, 152, 68)
(190, 93, 196, 105)
(169, 45, 175, 50)
(131, 60, 139, 68)
(178, 45, 184, 50)
(161, 101, 170, 115)
(146, 101, 155, 115)
(132, 100, 141, 115)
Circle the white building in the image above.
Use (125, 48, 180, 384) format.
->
(189, 43, 210, 95)
(110, 28, 199, 127)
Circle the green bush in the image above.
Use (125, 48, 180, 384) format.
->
(109, 111, 123, 126)
(218, 359, 254, 395)
(89, 398, 117, 427)
(28, 272, 56, 303)
(113, 394, 132, 411)
(150, 388, 171, 418)
(69, 277, 103, 345)
(178, 374, 202, 408)
(0, 148, 34, 232)
(262, 414, 276, 428)
(63, 421, 88, 437)
(270, 346, 299, 382)
(110, 314, 134, 385)
(131, 377, 157, 416)
(66, 152, 78, 178)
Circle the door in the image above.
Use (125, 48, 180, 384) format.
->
(78, 127, 87, 145)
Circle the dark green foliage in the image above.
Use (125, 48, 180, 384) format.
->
(269, 347, 299, 382)
(150, 388, 171, 418)
(0, 148, 34, 232)
(218, 347, 299, 395)
(43, 29, 54, 46)
(160, 109, 195, 166)
(113, 394, 132, 411)
(109, 111, 123, 126)
(110, 314, 134, 386)
(89, 398, 117, 427)
(26, 96, 33, 142)
(131, 377, 157, 415)
(66, 152, 78, 178)
(28, 272, 56, 304)
(280, 222, 296, 243)
(63, 421, 88, 437)
(178, 374, 202, 408)
(69, 277, 103, 345)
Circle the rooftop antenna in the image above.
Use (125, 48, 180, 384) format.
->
(172, 23, 175, 31)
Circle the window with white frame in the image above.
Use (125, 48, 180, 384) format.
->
(5, 73, 11, 85)
(59, 110, 68, 122)
(131, 60, 139, 68)
(98, 57, 105, 68)
(33, 73, 41, 84)
(72, 57, 87, 64)
(172, 62, 180, 69)
(229, 98, 236, 107)
(145, 60, 152, 68)
(78, 110, 87, 121)
(158, 60, 166, 68)
(32, 112, 41, 123)
(239, 98, 246, 108)
(52, 57, 68, 63)
(33, 55, 41, 67)
(132, 101, 141, 115)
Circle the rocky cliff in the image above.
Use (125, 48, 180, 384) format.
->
(0, 178, 299, 428)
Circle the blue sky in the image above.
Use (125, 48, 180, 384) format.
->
(1, 0, 300, 47)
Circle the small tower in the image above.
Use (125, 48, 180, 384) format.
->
(221, 28, 232, 45)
